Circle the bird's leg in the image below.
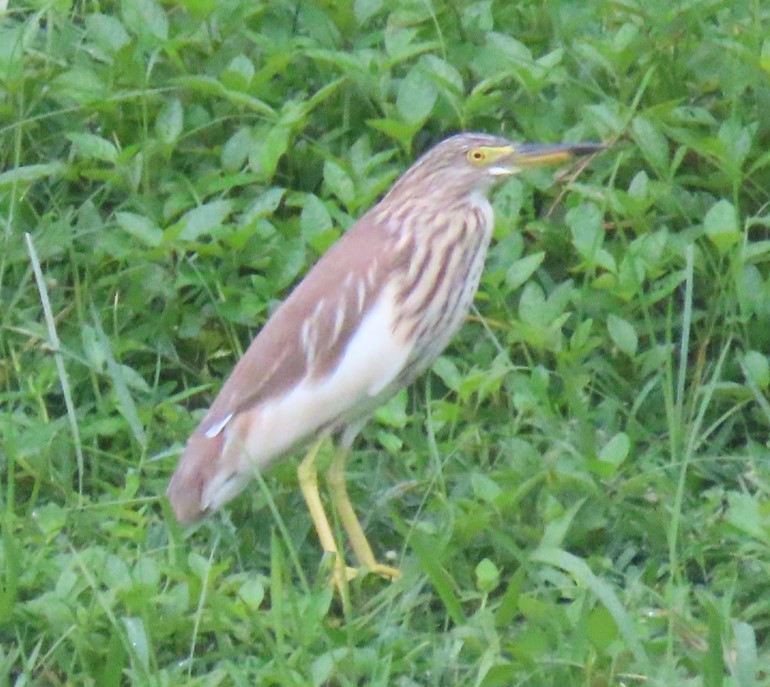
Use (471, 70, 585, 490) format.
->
(326, 445, 400, 580)
(296, 438, 357, 598)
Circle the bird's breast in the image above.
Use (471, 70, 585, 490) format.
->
(391, 197, 494, 383)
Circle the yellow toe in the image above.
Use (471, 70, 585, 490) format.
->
(367, 562, 400, 581)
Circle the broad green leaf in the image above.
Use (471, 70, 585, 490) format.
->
(85, 14, 130, 54)
(122, 617, 150, 669)
(518, 282, 546, 326)
(237, 188, 285, 239)
(583, 102, 625, 136)
(537, 47, 564, 71)
(323, 159, 355, 207)
(570, 318, 594, 351)
(540, 499, 583, 549)
(51, 67, 108, 104)
(121, 0, 168, 41)
(761, 39, 770, 74)
(487, 32, 532, 64)
(366, 118, 416, 148)
(397, 65, 437, 125)
(587, 605, 619, 651)
(421, 54, 463, 94)
(119, 364, 151, 393)
(376, 429, 403, 453)
(704, 199, 741, 253)
(742, 238, 770, 261)
(628, 170, 649, 202)
(732, 621, 757, 687)
(385, 27, 438, 63)
(566, 202, 604, 261)
(222, 55, 255, 91)
(0, 23, 35, 85)
(311, 653, 334, 687)
(222, 128, 256, 171)
(741, 350, 770, 389)
(0, 162, 65, 187)
(67, 132, 118, 163)
(300, 193, 332, 235)
(505, 251, 545, 290)
(241, 188, 285, 222)
(238, 578, 265, 611)
(471, 472, 502, 503)
(475, 558, 500, 594)
(599, 432, 630, 466)
(718, 119, 752, 169)
(178, 0, 215, 18)
(175, 75, 275, 116)
(631, 116, 669, 174)
(104, 555, 132, 590)
(354, 0, 383, 25)
(374, 389, 408, 428)
(115, 212, 162, 247)
(267, 238, 306, 289)
(257, 125, 290, 181)
(174, 200, 234, 241)
(81, 324, 105, 370)
(32, 503, 66, 538)
(725, 491, 769, 544)
(462, 1, 494, 31)
(492, 177, 524, 224)
(155, 98, 183, 145)
(431, 356, 461, 390)
(307, 48, 371, 74)
(607, 314, 638, 356)
(132, 557, 159, 588)
(495, 567, 525, 627)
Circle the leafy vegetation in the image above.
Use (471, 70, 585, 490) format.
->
(2, 0, 770, 684)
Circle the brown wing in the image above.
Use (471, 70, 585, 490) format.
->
(166, 209, 408, 523)
(201, 211, 402, 428)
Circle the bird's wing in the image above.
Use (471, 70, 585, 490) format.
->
(199, 211, 408, 434)
(167, 210, 411, 523)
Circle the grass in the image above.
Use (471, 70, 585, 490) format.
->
(2, 0, 770, 684)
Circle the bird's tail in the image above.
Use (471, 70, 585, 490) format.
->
(166, 430, 224, 524)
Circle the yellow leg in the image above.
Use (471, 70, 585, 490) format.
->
(326, 446, 400, 580)
(296, 439, 356, 600)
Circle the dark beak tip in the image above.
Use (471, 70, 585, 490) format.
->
(571, 142, 607, 156)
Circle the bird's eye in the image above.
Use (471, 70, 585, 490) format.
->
(467, 148, 487, 164)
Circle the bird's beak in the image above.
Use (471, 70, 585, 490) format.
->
(511, 142, 605, 168)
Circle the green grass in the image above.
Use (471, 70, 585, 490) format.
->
(2, 0, 770, 684)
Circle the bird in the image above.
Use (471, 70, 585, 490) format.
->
(166, 132, 603, 593)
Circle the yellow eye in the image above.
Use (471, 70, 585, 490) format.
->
(467, 148, 487, 164)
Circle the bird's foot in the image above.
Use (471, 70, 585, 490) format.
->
(323, 553, 357, 588)
(365, 562, 400, 581)
(327, 558, 400, 587)
(327, 556, 400, 598)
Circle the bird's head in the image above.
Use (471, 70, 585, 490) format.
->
(387, 132, 604, 201)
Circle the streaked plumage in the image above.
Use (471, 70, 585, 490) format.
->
(167, 132, 602, 585)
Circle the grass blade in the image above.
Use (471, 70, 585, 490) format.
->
(24, 232, 85, 498)
(531, 546, 649, 668)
